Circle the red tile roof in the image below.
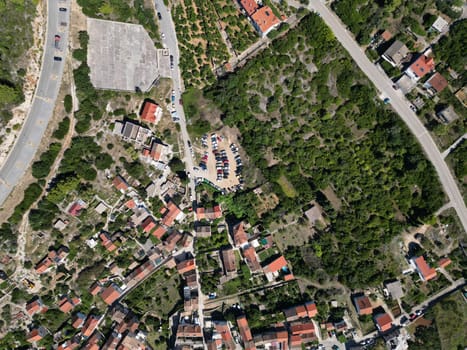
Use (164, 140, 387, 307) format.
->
(89, 281, 103, 296)
(239, 0, 259, 16)
(381, 30, 392, 41)
(36, 256, 52, 274)
(264, 255, 288, 274)
(375, 313, 392, 332)
(140, 101, 160, 124)
(152, 225, 167, 239)
(413, 256, 437, 281)
(237, 315, 253, 342)
(113, 175, 129, 191)
(26, 299, 43, 315)
(140, 216, 157, 233)
(214, 322, 235, 349)
(222, 248, 237, 273)
(408, 55, 435, 79)
(68, 202, 84, 217)
(101, 284, 122, 305)
(125, 199, 136, 209)
(161, 201, 181, 226)
(27, 327, 46, 342)
(305, 302, 317, 318)
(58, 296, 78, 313)
(426, 72, 448, 93)
(177, 259, 196, 275)
(99, 232, 117, 252)
(233, 222, 248, 247)
(290, 322, 316, 335)
(251, 6, 280, 35)
(150, 142, 164, 161)
(438, 257, 452, 268)
(82, 315, 100, 337)
(242, 246, 261, 272)
(354, 295, 373, 315)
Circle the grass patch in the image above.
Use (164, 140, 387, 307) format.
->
(276, 175, 297, 198)
(433, 291, 467, 350)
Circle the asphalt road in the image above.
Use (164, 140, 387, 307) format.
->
(0, 0, 70, 205)
(289, 0, 467, 232)
(154, 0, 204, 334)
(154, 0, 196, 201)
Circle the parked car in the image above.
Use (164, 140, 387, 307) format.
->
(53, 56, 62, 61)
(59, 7, 67, 11)
(157, 12, 162, 20)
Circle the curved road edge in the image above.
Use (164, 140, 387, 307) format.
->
(288, 0, 467, 232)
(0, 0, 71, 206)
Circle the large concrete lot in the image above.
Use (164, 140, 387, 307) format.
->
(87, 18, 170, 92)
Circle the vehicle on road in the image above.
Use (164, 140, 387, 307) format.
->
(53, 56, 62, 61)
(400, 316, 409, 326)
(157, 12, 162, 20)
(415, 309, 423, 316)
(409, 313, 417, 320)
(383, 97, 390, 104)
(59, 7, 67, 11)
(161, 32, 165, 39)
(170, 55, 174, 70)
(54, 34, 61, 49)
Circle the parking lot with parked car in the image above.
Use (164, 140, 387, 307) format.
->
(193, 133, 243, 191)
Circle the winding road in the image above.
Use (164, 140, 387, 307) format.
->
(288, 0, 467, 232)
(0, 0, 70, 206)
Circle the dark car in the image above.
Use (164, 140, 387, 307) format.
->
(59, 7, 67, 11)
(54, 56, 62, 61)
(157, 12, 162, 20)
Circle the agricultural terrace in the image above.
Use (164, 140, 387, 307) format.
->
(173, 0, 230, 87)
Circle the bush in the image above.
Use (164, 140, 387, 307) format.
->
(53, 117, 70, 140)
(31, 143, 61, 178)
(64, 94, 73, 113)
(10, 183, 43, 224)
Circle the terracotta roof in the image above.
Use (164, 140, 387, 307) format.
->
(72, 313, 86, 328)
(26, 299, 43, 315)
(125, 199, 136, 209)
(140, 216, 157, 233)
(150, 142, 165, 161)
(177, 259, 196, 275)
(438, 257, 452, 268)
(290, 322, 316, 335)
(222, 248, 237, 273)
(233, 222, 248, 247)
(251, 6, 280, 35)
(381, 30, 392, 41)
(305, 302, 317, 318)
(242, 246, 261, 272)
(89, 281, 103, 296)
(426, 72, 448, 93)
(354, 295, 373, 315)
(413, 256, 437, 281)
(214, 322, 235, 349)
(295, 305, 307, 318)
(101, 284, 123, 305)
(58, 296, 78, 313)
(99, 232, 118, 252)
(82, 315, 100, 337)
(152, 225, 167, 239)
(140, 101, 160, 124)
(27, 327, 47, 342)
(176, 324, 203, 338)
(164, 231, 182, 251)
(263, 255, 288, 274)
(29, 262, 45, 276)
(408, 55, 435, 79)
(375, 313, 392, 332)
(197, 205, 222, 220)
(161, 201, 181, 226)
(113, 175, 129, 191)
(284, 272, 295, 281)
(68, 202, 84, 217)
(239, 0, 259, 16)
(237, 315, 253, 342)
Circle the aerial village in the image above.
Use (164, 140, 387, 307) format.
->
(8, 88, 460, 350)
(0, 0, 465, 349)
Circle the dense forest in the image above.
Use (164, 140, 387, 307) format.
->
(204, 13, 444, 287)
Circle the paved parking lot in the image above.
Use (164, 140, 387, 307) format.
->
(87, 18, 171, 91)
(192, 133, 242, 190)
